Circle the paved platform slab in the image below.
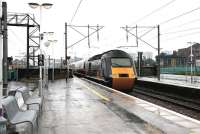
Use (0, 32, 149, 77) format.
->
(83, 78, 200, 134)
(39, 79, 157, 134)
(7, 78, 200, 134)
(139, 74, 200, 89)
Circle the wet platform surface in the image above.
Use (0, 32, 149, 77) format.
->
(81, 78, 200, 134)
(39, 80, 135, 134)
(139, 74, 200, 88)
(7, 78, 200, 134)
(39, 78, 149, 134)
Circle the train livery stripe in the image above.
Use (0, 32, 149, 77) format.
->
(111, 67, 135, 78)
(79, 81, 110, 101)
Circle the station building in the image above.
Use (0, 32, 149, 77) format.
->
(156, 43, 200, 74)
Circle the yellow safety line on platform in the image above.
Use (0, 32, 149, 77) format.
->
(79, 81, 110, 101)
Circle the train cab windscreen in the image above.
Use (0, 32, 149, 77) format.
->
(111, 58, 132, 67)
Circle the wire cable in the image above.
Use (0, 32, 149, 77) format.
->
(126, 6, 200, 46)
(146, 27, 200, 42)
(110, 0, 177, 49)
(131, 0, 177, 25)
(70, 0, 84, 24)
(160, 6, 200, 25)
(162, 27, 200, 35)
(139, 28, 155, 38)
(148, 27, 200, 41)
(8, 28, 26, 45)
(161, 18, 200, 32)
(163, 31, 200, 41)
(146, 19, 200, 41)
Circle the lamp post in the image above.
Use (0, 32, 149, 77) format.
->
(187, 42, 196, 83)
(43, 32, 54, 86)
(0, 1, 2, 111)
(48, 40, 57, 82)
(0, 1, 7, 133)
(28, 2, 53, 96)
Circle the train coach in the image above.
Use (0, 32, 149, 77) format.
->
(73, 50, 137, 92)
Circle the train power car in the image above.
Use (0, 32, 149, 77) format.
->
(74, 50, 137, 92)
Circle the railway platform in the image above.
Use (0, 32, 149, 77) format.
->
(37, 77, 200, 134)
(39, 78, 146, 134)
(3, 77, 200, 133)
(139, 74, 200, 88)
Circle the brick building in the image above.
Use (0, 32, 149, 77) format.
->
(157, 43, 200, 67)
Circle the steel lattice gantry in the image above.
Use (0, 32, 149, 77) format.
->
(7, 13, 40, 70)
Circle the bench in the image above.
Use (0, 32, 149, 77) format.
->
(17, 87, 43, 115)
(2, 96, 38, 134)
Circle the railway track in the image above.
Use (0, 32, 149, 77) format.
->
(132, 87, 200, 112)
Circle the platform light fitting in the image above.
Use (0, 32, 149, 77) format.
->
(43, 32, 54, 36)
(28, 2, 39, 9)
(28, 2, 53, 9)
(42, 3, 53, 9)
(48, 40, 58, 43)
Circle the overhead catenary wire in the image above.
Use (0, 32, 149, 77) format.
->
(148, 30, 200, 42)
(137, 6, 200, 45)
(68, 26, 104, 48)
(131, 0, 177, 25)
(8, 28, 27, 56)
(139, 28, 155, 38)
(161, 18, 200, 32)
(110, 0, 177, 49)
(160, 6, 200, 25)
(122, 27, 158, 50)
(163, 31, 200, 42)
(111, 1, 200, 56)
(125, 6, 200, 48)
(70, 0, 84, 24)
(162, 27, 200, 35)
(8, 28, 26, 45)
(146, 27, 200, 42)
(146, 18, 200, 41)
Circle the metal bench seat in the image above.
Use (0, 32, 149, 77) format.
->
(2, 96, 38, 134)
(11, 110, 37, 124)
(26, 97, 42, 106)
(17, 87, 43, 114)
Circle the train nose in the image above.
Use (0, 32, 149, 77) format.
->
(111, 67, 136, 91)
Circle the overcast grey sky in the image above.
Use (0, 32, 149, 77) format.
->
(5, 0, 200, 59)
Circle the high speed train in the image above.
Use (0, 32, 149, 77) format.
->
(72, 50, 137, 92)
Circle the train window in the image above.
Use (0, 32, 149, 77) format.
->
(111, 58, 131, 67)
(89, 62, 91, 70)
(101, 59, 106, 76)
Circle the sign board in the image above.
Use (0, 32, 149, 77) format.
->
(196, 59, 200, 66)
(66, 56, 70, 60)
(63, 60, 66, 65)
(38, 54, 44, 66)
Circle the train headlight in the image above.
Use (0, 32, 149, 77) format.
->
(130, 74, 134, 78)
(110, 74, 119, 78)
